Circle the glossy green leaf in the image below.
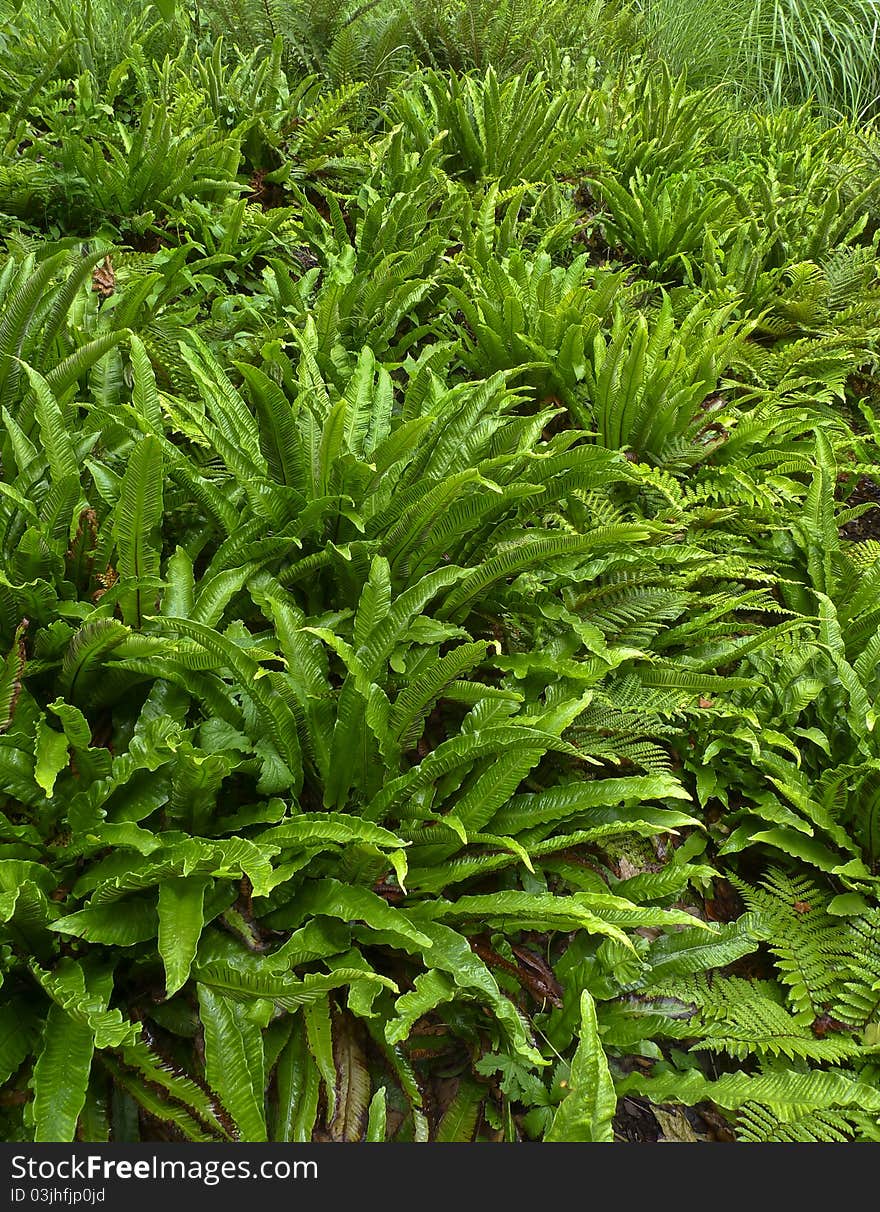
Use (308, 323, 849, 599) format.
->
(546, 992, 616, 1142)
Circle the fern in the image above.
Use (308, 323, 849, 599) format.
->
(3, 1, 880, 1147)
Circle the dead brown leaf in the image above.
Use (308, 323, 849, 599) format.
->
(91, 256, 115, 299)
(653, 1105, 705, 1143)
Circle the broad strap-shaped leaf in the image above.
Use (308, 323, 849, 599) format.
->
(365, 1088, 387, 1142)
(546, 991, 616, 1142)
(386, 971, 458, 1046)
(197, 985, 267, 1142)
(51, 898, 158, 946)
(113, 435, 164, 627)
(438, 527, 653, 619)
(0, 620, 28, 733)
(304, 994, 336, 1122)
(32, 1003, 94, 1142)
(329, 1013, 372, 1141)
(490, 773, 692, 835)
(0, 999, 36, 1086)
(158, 874, 211, 997)
(195, 963, 395, 1010)
(31, 960, 126, 1141)
(129, 334, 163, 431)
(31, 959, 139, 1050)
(33, 715, 68, 797)
(273, 1018, 320, 1142)
(265, 879, 432, 948)
(24, 363, 78, 482)
(154, 616, 302, 792)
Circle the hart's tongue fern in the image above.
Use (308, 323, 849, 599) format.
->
(1, 0, 880, 1145)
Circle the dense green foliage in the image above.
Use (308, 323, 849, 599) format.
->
(1, 0, 880, 1144)
(637, 0, 880, 116)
